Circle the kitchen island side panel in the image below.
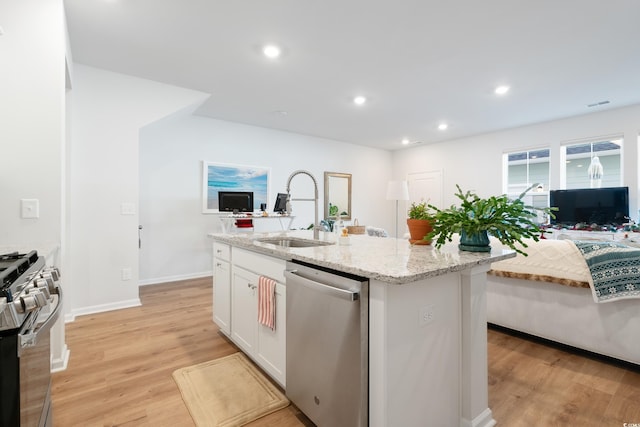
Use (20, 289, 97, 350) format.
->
(369, 274, 461, 427)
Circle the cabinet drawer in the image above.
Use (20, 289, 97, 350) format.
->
(233, 248, 285, 282)
(213, 242, 231, 261)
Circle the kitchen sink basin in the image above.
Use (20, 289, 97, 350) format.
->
(255, 237, 334, 248)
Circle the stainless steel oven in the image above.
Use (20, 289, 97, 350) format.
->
(0, 251, 62, 427)
(19, 300, 61, 427)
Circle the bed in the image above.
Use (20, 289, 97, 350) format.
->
(487, 237, 640, 365)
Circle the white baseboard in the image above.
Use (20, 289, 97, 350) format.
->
(65, 298, 142, 322)
(62, 272, 212, 322)
(138, 271, 212, 286)
(461, 408, 496, 427)
(51, 345, 70, 372)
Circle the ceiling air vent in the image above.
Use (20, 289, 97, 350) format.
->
(587, 100, 610, 108)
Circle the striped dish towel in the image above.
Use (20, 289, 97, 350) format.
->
(258, 276, 276, 330)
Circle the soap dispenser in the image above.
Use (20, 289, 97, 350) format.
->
(334, 213, 344, 237)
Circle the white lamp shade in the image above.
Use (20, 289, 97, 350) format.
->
(386, 180, 409, 201)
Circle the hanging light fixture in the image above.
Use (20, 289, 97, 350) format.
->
(587, 143, 604, 188)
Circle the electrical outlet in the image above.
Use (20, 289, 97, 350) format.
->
(121, 268, 132, 281)
(419, 304, 435, 326)
(21, 199, 39, 219)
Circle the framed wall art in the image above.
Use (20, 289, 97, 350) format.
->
(202, 161, 270, 213)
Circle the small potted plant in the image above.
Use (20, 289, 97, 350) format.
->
(427, 185, 555, 255)
(407, 201, 434, 245)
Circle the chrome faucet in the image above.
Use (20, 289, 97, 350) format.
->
(286, 170, 320, 239)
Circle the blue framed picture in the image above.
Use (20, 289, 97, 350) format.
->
(202, 161, 270, 213)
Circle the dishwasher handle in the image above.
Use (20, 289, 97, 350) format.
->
(285, 269, 359, 302)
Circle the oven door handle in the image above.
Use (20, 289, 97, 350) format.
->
(19, 286, 63, 352)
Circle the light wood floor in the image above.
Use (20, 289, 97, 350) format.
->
(52, 277, 640, 426)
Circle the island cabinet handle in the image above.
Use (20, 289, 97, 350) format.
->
(247, 283, 257, 290)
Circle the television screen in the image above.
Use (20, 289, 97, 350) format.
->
(550, 187, 629, 226)
(218, 191, 254, 212)
(273, 193, 288, 213)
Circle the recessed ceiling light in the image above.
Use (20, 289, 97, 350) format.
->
(494, 85, 510, 95)
(263, 45, 281, 59)
(438, 123, 448, 131)
(353, 96, 367, 106)
(401, 139, 423, 145)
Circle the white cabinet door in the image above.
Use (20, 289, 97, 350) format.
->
(213, 259, 231, 335)
(227, 247, 287, 387)
(231, 267, 258, 355)
(257, 282, 286, 386)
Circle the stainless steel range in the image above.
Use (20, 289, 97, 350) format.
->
(0, 250, 62, 427)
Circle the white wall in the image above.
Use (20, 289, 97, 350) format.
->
(67, 65, 209, 317)
(392, 104, 640, 218)
(0, 0, 65, 247)
(139, 115, 393, 283)
(0, 0, 68, 370)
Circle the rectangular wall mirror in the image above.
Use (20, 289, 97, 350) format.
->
(324, 172, 352, 220)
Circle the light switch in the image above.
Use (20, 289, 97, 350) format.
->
(121, 202, 136, 215)
(21, 199, 39, 219)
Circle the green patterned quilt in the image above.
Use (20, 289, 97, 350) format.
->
(572, 240, 640, 303)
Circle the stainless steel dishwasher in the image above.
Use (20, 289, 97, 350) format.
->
(284, 260, 368, 427)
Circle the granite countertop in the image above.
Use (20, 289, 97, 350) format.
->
(208, 230, 515, 284)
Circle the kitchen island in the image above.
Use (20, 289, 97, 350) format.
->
(209, 230, 515, 427)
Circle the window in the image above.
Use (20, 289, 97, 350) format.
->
(504, 148, 550, 222)
(505, 148, 550, 196)
(562, 138, 622, 189)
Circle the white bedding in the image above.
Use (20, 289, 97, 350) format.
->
(490, 238, 591, 285)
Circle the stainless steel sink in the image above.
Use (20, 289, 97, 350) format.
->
(255, 237, 334, 248)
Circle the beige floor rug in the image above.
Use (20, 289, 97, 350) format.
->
(172, 352, 289, 427)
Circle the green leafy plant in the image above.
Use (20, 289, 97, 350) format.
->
(408, 201, 434, 220)
(427, 184, 555, 255)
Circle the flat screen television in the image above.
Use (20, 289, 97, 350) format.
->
(273, 193, 288, 213)
(218, 191, 254, 212)
(549, 186, 629, 226)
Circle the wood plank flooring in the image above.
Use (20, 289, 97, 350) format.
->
(52, 277, 640, 426)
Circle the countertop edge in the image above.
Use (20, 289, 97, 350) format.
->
(209, 232, 515, 285)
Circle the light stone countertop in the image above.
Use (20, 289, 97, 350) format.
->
(208, 230, 515, 284)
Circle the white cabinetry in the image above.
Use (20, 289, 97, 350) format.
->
(225, 247, 287, 387)
(212, 242, 231, 335)
(231, 267, 259, 353)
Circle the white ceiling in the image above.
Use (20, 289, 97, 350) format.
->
(64, 0, 640, 151)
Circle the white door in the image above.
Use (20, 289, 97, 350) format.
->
(407, 170, 443, 209)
